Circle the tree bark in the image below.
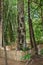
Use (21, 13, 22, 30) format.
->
(0, 0, 1, 23)
(2, 0, 8, 65)
(17, 0, 26, 50)
(28, 0, 38, 55)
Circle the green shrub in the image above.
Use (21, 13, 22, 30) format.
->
(40, 49, 43, 55)
(21, 54, 31, 60)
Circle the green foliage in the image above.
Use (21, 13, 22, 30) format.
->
(21, 53, 31, 60)
(3, 0, 43, 45)
(3, 0, 17, 45)
(40, 49, 43, 55)
(22, 47, 30, 51)
(24, 0, 43, 43)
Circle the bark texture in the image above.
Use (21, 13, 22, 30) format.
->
(17, 0, 26, 50)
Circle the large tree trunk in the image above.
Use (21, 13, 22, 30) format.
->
(28, 0, 38, 55)
(17, 0, 26, 50)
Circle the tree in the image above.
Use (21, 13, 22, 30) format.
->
(17, 0, 26, 50)
(28, 0, 38, 55)
(0, 0, 1, 23)
(40, 0, 43, 27)
(2, 0, 8, 65)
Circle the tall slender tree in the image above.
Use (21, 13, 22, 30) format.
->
(40, 0, 43, 27)
(28, 0, 38, 55)
(0, 0, 1, 23)
(2, 0, 8, 65)
(17, 0, 26, 50)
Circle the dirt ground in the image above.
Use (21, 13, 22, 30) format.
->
(0, 56, 43, 65)
(0, 57, 25, 65)
(26, 55, 43, 65)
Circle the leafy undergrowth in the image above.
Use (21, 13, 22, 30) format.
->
(40, 49, 43, 55)
(21, 53, 31, 60)
(21, 49, 43, 60)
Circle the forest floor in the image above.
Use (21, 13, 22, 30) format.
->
(0, 56, 43, 65)
(0, 57, 25, 65)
